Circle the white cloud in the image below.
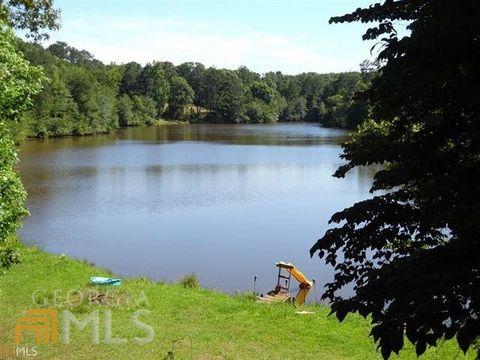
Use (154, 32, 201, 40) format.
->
(47, 15, 366, 74)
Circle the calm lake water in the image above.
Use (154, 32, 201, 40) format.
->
(18, 123, 374, 300)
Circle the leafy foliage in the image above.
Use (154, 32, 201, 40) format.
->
(0, 25, 44, 121)
(310, 0, 480, 358)
(167, 75, 193, 119)
(179, 273, 199, 289)
(0, 122, 29, 247)
(138, 62, 170, 116)
(0, 0, 60, 41)
(0, 0, 59, 266)
(0, 236, 21, 270)
(202, 68, 246, 123)
(0, 22, 44, 245)
(0, 21, 45, 269)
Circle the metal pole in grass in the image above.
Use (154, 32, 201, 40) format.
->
(253, 276, 257, 295)
(312, 278, 317, 305)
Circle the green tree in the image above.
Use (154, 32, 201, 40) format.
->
(130, 95, 156, 126)
(167, 76, 194, 119)
(0, 22, 44, 264)
(19, 40, 122, 137)
(310, 1, 480, 358)
(47, 41, 69, 59)
(236, 66, 260, 86)
(120, 61, 142, 96)
(65, 66, 99, 134)
(28, 64, 78, 136)
(0, 0, 60, 41)
(0, 29, 44, 121)
(16, 38, 60, 68)
(318, 72, 369, 128)
(297, 72, 328, 121)
(280, 96, 307, 122)
(245, 81, 280, 123)
(117, 94, 133, 127)
(176, 62, 206, 109)
(97, 64, 123, 93)
(250, 81, 276, 104)
(245, 100, 278, 124)
(158, 61, 178, 81)
(96, 84, 118, 131)
(139, 62, 170, 116)
(203, 68, 246, 123)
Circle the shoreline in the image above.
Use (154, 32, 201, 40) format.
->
(17, 120, 342, 143)
(0, 245, 470, 359)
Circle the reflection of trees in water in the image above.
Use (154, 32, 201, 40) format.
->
(118, 123, 348, 146)
(20, 123, 349, 148)
(20, 133, 118, 155)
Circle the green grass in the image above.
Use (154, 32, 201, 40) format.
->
(0, 247, 473, 359)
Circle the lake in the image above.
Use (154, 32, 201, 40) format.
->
(18, 123, 374, 301)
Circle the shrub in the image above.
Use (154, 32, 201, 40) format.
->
(0, 236, 21, 270)
(179, 273, 199, 289)
(0, 123, 29, 246)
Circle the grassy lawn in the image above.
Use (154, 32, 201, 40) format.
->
(0, 247, 473, 360)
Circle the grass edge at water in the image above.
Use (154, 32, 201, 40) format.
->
(0, 246, 473, 360)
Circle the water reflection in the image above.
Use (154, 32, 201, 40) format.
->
(114, 123, 348, 146)
(18, 123, 373, 300)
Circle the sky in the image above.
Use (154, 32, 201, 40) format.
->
(43, 0, 378, 74)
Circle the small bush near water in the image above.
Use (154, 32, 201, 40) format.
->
(179, 273, 199, 288)
(0, 237, 21, 270)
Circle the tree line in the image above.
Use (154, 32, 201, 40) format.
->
(11, 39, 375, 139)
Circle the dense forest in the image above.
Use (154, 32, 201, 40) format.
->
(11, 40, 375, 139)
